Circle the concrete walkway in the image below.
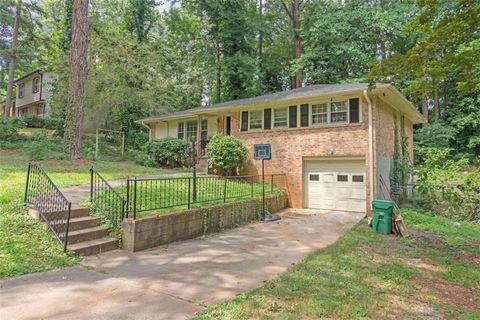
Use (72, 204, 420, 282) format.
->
(0, 209, 364, 320)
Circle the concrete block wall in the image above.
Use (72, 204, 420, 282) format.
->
(122, 192, 288, 252)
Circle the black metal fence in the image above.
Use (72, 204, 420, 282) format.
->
(125, 174, 286, 219)
(24, 162, 72, 252)
(90, 168, 126, 229)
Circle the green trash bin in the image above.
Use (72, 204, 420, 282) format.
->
(371, 200, 395, 235)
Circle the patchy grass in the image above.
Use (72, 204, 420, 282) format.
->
(193, 210, 480, 319)
(0, 149, 180, 279)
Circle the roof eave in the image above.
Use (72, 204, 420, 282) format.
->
(373, 85, 426, 124)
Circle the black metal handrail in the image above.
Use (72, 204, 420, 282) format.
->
(125, 174, 287, 219)
(90, 167, 126, 229)
(25, 162, 72, 252)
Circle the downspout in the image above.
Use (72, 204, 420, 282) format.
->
(140, 121, 152, 141)
(363, 90, 374, 211)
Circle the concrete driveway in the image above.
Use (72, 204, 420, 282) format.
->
(0, 209, 364, 320)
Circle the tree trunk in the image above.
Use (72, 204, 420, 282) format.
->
(258, 0, 263, 59)
(292, 0, 302, 88)
(283, 0, 303, 89)
(434, 89, 440, 121)
(215, 41, 221, 103)
(5, 0, 22, 118)
(63, 0, 89, 160)
(421, 92, 429, 127)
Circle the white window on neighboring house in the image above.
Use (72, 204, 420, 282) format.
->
(32, 77, 40, 93)
(311, 103, 328, 125)
(177, 122, 185, 139)
(18, 83, 25, 98)
(249, 110, 263, 130)
(186, 120, 197, 140)
(273, 107, 288, 128)
(331, 101, 348, 123)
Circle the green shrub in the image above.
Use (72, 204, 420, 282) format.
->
(133, 152, 157, 167)
(25, 131, 65, 161)
(22, 115, 60, 129)
(145, 137, 189, 167)
(0, 118, 26, 149)
(207, 134, 248, 175)
(415, 147, 480, 222)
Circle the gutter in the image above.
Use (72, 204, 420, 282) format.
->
(139, 121, 152, 141)
(363, 90, 374, 211)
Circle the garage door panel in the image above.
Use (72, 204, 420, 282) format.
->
(306, 160, 366, 212)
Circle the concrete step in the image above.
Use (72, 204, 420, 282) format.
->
(65, 226, 108, 244)
(69, 208, 91, 218)
(66, 216, 101, 231)
(69, 238, 118, 256)
(42, 207, 90, 220)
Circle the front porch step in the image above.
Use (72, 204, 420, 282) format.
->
(65, 226, 108, 244)
(65, 216, 101, 231)
(42, 207, 90, 220)
(68, 238, 118, 256)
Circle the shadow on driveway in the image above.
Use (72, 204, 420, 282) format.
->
(0, 209, 364, 320)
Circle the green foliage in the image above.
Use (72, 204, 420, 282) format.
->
(25, 131, 65, 161)
(304, 0, 417, 84)
(207, 135, 248, 175)
(414, 123, 455, 150)
(0, 118, 24, 142)
(146, 137, 190, 167)
(415, 147, 480, 222)
(22, 115, 59, 129)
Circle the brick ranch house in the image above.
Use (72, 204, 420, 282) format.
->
(137, 84, 425, 214)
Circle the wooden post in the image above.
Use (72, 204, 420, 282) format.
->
(121, 132, 125, 156)
(95, 128, 99, 160)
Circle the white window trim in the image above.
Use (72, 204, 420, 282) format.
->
(248, 110, 263, 131)
(310, 100, 350, 126)
(241, 97, 360, 132)
(330, 100, 349, 124)
(273, 107, 289, 128)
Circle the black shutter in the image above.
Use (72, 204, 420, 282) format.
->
(241, 111, 248, 131)
(264, 108, 271, 130)
(349, 98, 359, 123)
(300, 104, 309, 127)
(289, 105, 297, 128)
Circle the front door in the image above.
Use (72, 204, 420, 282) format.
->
(225, 116, 231, 136)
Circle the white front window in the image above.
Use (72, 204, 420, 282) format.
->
(249, 110, 262, 130)
(311, 103, 328, 125)
(273, 108, 288, 128)
(331, 101, 348, 123)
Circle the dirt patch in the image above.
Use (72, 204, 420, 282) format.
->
(400, 258, 442, 272)
(407, 229, 453, 251)
(456, 252, 480, 268)
(381, 294, 442, 320)
(417, 276, 480, 313)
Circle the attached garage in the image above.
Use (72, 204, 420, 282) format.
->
(304, 158, 366, 212)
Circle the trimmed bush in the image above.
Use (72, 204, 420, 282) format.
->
(207, 134, 248, 175)
(146, 137, 189, 167)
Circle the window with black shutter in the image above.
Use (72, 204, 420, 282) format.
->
(289, 105, 297, 128)
(300, 104, 309, 127)
(264, 108, 272, 130)
(349, 98, 360, 123)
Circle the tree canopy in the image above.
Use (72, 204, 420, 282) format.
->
(0, 0, 478, 159)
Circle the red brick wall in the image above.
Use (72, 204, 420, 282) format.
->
(231, 98, 372, 209)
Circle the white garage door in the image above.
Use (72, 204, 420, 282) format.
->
(305, 159, 366, 212)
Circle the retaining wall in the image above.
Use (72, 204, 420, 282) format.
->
(122, 192, 288, 252)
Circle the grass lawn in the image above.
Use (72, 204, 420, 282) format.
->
(194, 210, 480, 319)
(112, 176, 282, 218)
(0, 149, 180, 279)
